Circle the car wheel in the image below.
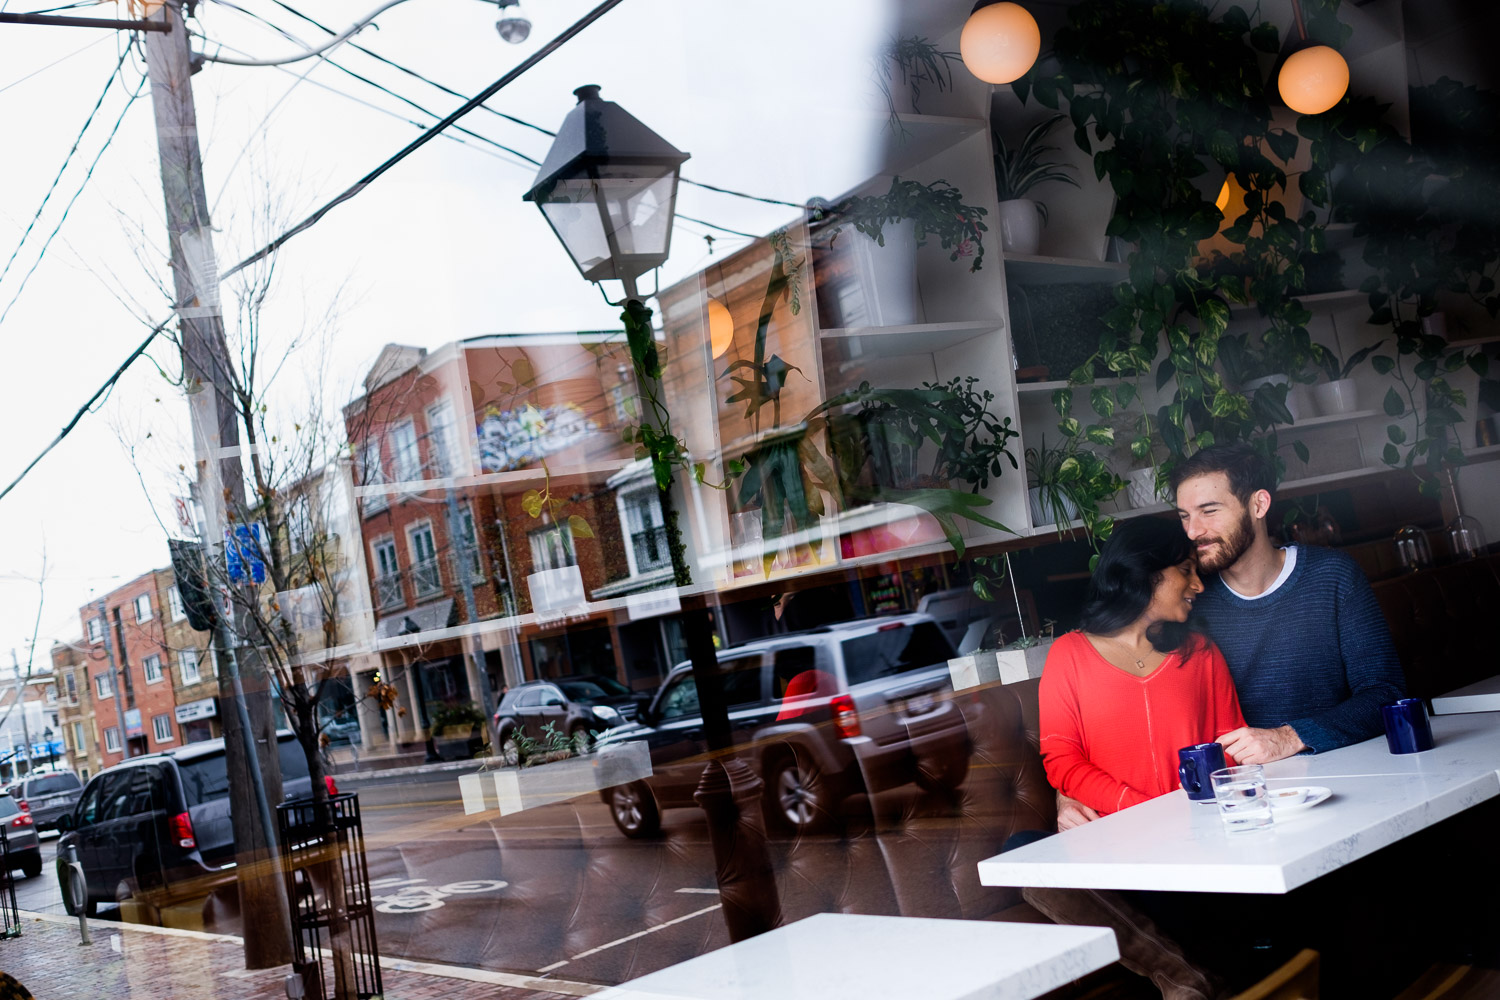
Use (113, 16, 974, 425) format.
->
(764, 751, 836, 835)
(20, 853, 42, 880)
(498, 729, 521, 766)
(608, 781, 661, 839)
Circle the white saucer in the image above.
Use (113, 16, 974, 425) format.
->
(1268, 785, 1332, 813)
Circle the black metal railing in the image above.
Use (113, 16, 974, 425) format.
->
(0, 828, 20, 939)
(276, 793, 382, 1000)
(631, 526, 671, 572)
(374, 573, 404, 610)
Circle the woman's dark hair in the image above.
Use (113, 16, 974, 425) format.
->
(1078, 516, 1202, 653)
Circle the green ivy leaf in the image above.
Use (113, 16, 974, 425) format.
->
(1293, 440, 1309, 463)
(1156, 359, 1176, 391)
(1387, 424, 1407, 444)
(972, 576, 993, 602)
(1090, 386, 1116, 418)
(1084, 425, 1115, 446)
(1059, 417, 1081, 438)
(1371, 355, 1395, 375)
(1414, 358, 1438, 380)
(1130, 435, 1152, 459)
(1115, 382, 1138, 409)
(1384, 387, 1406, 417)
(567, 515, 595, 540)
(1199, 299, 1230, 338)
(1052, 388, 1073, 416)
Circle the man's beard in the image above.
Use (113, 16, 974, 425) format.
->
(1197, 508, 1255, 573)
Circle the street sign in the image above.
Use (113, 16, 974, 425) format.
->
(124, 709, 143, 737)
(175, 698, 217, 723)
(225, 523, 268, 585)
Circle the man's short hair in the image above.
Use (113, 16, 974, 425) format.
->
(1168, 443, 1275, 504)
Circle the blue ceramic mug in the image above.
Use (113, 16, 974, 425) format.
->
(1382, 698, 1436, 754)
(1178, 742, 1227, 801)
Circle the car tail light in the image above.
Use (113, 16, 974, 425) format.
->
(14, 800, 27, 813)
(831, 694, 862, 740)
(170, 811, 197, 850)
(877, 621, 906, 632)
(9, 813, 32, 828)
(324, 776, 339, 796)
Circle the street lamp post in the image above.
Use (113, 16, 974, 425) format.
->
(523, 86, 732, 752)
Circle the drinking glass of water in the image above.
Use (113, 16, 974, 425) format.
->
(1210, 765, 1274, 833)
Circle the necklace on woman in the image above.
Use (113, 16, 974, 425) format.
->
(1100, 634, 1152, 673)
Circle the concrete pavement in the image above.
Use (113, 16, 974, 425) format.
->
(0, 909, 601, 999)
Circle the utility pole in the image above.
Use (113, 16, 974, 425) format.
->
(93, 602, 131, 763)
(142, 0, 291, 967)
(8, 652, 34, 778)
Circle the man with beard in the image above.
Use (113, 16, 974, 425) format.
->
(1169, 442, 1404, 765)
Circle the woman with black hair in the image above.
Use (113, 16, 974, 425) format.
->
(1039, 516, 1247, 816)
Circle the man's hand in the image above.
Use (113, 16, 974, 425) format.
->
(1217, 724, 1306, 765)
(1056, 791, 1099, 831)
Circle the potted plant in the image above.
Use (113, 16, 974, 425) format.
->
(1312, 341, 1382, 415)
(993, 114, 1080, 255)
(1025, 436, 1081, 528)
(950, 618, 1058, 689)
(855, 376, 1019, 491)
(429, 701, 487, 759)
(876, 36, 963, 135)
(830, 176, 989, 326)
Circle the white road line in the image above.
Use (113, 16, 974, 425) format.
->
(674, 888, 720, 894)
(538, 903, 725, 973)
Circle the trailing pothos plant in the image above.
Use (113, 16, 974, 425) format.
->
(1011, 0, 1361, 520)
(1301, 87, 1496, 495)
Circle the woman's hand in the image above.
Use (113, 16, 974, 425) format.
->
(1056, 791, 1100, 830)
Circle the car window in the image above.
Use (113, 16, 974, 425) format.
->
(515, 688, 544, 709)
(180, 755, 230, 807)
(538, 686, 565, 705)
(841, 622, 955, 686)
(100, 770, 147, 822)
(0, 797, 17, 819)
(76, 775, 115, 826)
(772, 646, 818, 699)
(278, 738, 310, 780)
(657, 675, 700, 721)
(557, 677, 627, 700)
(719, 657, 763, 709)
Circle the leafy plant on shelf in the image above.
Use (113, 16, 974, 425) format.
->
(1315, 341, 1382, 384)
(993, 113, 1081, 221)
(793, 379, 1018, 558)
(876, 36, 964, 138)
(1015, 0, 1344, 505)
(833, 176, 989, 272)
(1026, 431, 1123, 549)
(1303, 86, 1496, 494)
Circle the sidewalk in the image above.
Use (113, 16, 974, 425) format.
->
(0, 911, 600, 1000)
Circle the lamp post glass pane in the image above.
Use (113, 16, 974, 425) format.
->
(535, 168, 679, 282)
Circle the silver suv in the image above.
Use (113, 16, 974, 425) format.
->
(11, 770, 83, 831)
(596, 613, 969, 837)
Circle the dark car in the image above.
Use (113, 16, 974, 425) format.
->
(11, 770, 83, 831)
(595, 613, 970, 838)
(56, 731, 325, 916)
(493, 675, 641, 762)
(0, 795, 43, 879)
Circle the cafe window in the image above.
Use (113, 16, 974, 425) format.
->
(143, 654, 164, 684)
(619, 487, 670, 575)
(529, 521, 575, 571)
(152, 714, 174, 744)
(103, 727, 121, 753)
(458, 504, 485, 582)
(134, 593, 152, 622)
(179, 649, 202, 685)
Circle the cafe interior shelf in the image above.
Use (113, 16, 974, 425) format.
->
(818, 320, 1001, 358)
(1002, 253, 1128, 285)
(1228, 288, 1366, 315)
(878, 113, 987, 174)
(1016, 376, 1128, 395)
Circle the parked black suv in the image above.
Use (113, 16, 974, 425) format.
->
(595, 613, 970, 838)
(11, 770, 83, 831)
(493, 675, 641, 762)
(56, 732, 322, 915)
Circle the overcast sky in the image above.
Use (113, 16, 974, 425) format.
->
(0, 0, 899, 666)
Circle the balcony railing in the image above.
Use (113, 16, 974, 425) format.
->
(375, 573, 404, 609)
(411, 558, 442, 598)
(631, 526, 671, 573)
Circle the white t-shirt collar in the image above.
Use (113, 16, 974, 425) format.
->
(1221, 545, 1298, 601)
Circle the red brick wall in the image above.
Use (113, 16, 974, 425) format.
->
(79, 569, 180, 767)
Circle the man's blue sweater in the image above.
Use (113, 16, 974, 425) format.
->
(1193, 545, 1405, 753)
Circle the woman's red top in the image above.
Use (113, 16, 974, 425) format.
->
(1038, 630, 1247, 815)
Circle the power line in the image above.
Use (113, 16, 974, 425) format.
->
(0, 62, 147, 328)
(0, 31, 110, 96)
(0, 0, 631, 505)
(0, 39, 133, 295)
(214, 0, 805, 211)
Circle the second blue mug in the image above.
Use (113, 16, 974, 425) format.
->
(1382, 698, 1436, 754)
(1178, 742, 1227, 801)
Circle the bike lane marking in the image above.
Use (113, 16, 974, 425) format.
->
(535, 900, 724, 974)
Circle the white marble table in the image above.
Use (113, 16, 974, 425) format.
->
(588, 913, 1120, 1000)
(977, 713, 1500, 895)
(1431, 674, 1500, 715)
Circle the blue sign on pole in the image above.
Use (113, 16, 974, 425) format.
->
(225, 523, 268, 585)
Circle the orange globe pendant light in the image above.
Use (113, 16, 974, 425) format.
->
(960, 2, 1041, 86)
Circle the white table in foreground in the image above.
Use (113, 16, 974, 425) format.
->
(1431, 674, 1500, 715)
(977, 714, 1500, 895)
(587, 913, 1119, 1000)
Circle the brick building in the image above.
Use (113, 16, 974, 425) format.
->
(51, 640, 101, 779)
(343, 334, 685, 745)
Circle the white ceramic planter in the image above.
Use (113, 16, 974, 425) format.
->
(948, 638, 1055, 691)
(1028, 486, 1078, 527)
(1126, 467, 1163, 509)
(847, 219, 923, 327)
(998, 199, 1042, 255)
(1313, 378, 1359, 415)
(1242, 373, 1305, 422)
